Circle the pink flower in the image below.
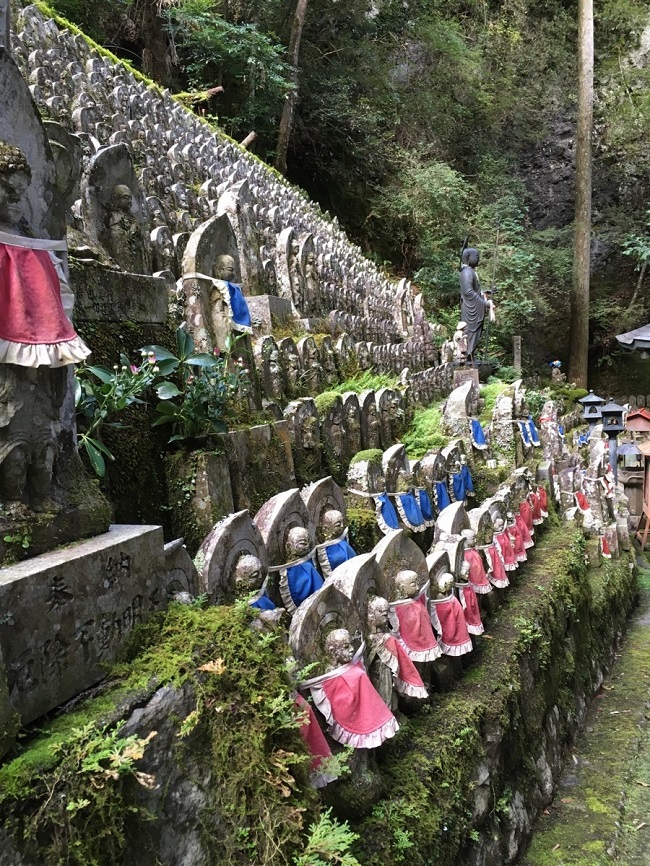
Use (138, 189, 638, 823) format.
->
(130, 365, 140, 373)
(213, 347, 221, 356)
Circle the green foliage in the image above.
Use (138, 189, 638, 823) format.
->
(293, 809, 361, 866)
(165, 0, 291, 140)
(401, 405, 446, 459)
(479, 380, 509, 424)
(74, 354, 158, 476)
(328, 371, 399, 395)
(145, 329, 249, 443)
(2, 721, 155, 865)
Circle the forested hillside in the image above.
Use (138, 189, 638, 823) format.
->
(50, 0, 650, 380)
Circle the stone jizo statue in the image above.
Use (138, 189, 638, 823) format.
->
(300, 626, 399, 748)
(316, 509, 356, 576)
(211, 253, 252, 335)
(279, 526, 323, 613)
(107, 182, 151, 274)
(429, 571, 473, 657)
(390, 570, 441, 662)
(452, 321, 468, 364)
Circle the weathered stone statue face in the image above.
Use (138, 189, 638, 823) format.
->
(325, 628, 355, 666)
(322, 509, 345, 541)
(493, 517, 504, 533)
(395, 569, 420, 600)
(233, 554, 264, 596)
(460, 561, 470, 581)
(286, 526, 311, 560)
(462, 247, 480, 268)
(396, 470, 412, 493)
(367, 596, 390, 634)
(0, 144, 31, 229)
(436, 572, 454, 596)
(214, 254, 236, 282)
(111, 183, 133, 213)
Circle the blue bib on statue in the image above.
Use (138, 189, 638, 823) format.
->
(226, 281, 252, 330)
(452, 472, 466, 502)
(376, 492, 400, 530)
(460, 463, 474, 495)
(287, 560, 323, 607)
(418, 488, 435, 522)
(470, 419, 487, 449)
(325, 539, 357, 570)
(527, 415, 541, 446)
(435, 481, 452, 510)
(397, 491, 425, 529)
(250, 593, 276, 611)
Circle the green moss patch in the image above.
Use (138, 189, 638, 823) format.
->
(401, 404, 446, 459)
(0, 604, 320, 865)
(348, 529, 637, 866)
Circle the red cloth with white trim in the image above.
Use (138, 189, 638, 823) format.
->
(483, 544, 510, 588)
(316, 661, 398, 747)
(0, 244, 77, 346)
(508, 521, 527, 563)
(295, 693, 332, 771)
(575, 490, 590, 512)
(537, 486, 549, 517)
(464, 548, 492, 594)
(382, 635, 428, 698)
(519, 499, 534, 533)
(529, 491, 543, 525)
(391, 593, 441, 662)
(495, 529, 518, 571)
(600, 536, 612, 558)
(458, 584, 484, 635)
(430, 596, 473, 656)
(515, 513, 534, 549)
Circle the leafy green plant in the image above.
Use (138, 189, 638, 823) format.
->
(3, 532, 31, 550)
(74, 354, 158, 476)
(294, 809, 361, 866)
(402, 405, 447, 458)
(144, 329, 249, 443)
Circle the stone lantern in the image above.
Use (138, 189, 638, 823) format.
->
(578, 390, 606, 432)
(601, 399, 626, 483)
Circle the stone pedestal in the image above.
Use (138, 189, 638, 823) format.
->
(72, 259, 169, 323)
(453, 367, 480, 390)
(0, 524, 167, 726)
(246, 295, 294, 334)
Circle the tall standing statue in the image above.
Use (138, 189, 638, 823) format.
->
(0, 141, 90, 509)
(459, 248, 495, 363)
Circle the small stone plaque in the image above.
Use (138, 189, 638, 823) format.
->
(0, 524, 166, 724)
(72, 260, 168, 323)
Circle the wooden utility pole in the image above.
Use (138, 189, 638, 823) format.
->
(274, 0, 308, 175)
(568, 0, 594, 388)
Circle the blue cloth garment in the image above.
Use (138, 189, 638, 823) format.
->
(287, 561, 324, 608)
(435, 481, 452, 511)
(250, 593, 276, 611)
(418, 488, 435, 523)
(527, 415, 541, 446)
(460, 463, 475, 496)
(452, 472, 467, 502)
(518, 420, 531, 447)
(376, 492, 400, 532)
(225, 281, 252, 331)
(325, 539, 357, 571)
(558, 424, 565, 439)
(577, 431, 590, 447)
(470, 419, 487, 449)
(396, 491, 425, 530)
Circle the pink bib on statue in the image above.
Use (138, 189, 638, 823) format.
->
(483, 544, 510, 589)
(381, 635, 428, 699)
(307, 660, 399, 748)
(464, 547, 492, 594)
(391, 593, 441, 662)
(515, 513, 534, 549)
(458, 584, 484, 635)
(430, 595, 473, 656)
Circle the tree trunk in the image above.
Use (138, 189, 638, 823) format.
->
(568, 0, 594, 388)
(140, 0, 173, 87)
(274, 0, 308, 175)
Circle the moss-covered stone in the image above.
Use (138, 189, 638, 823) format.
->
(350, 449, 384, 467)
(347, 504, 382, 552)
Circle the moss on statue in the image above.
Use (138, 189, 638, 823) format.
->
(471, 463, 512, 502)
(350, 449, 383, 467)
(347, 505, 382, 552)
